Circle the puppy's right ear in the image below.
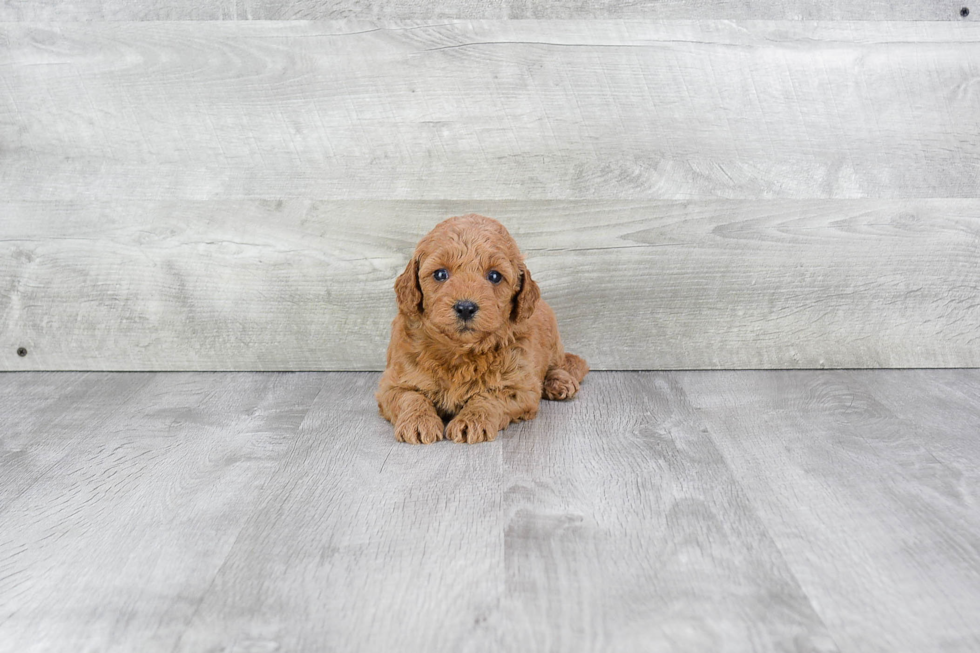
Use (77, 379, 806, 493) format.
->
(394, 256, 423, 317)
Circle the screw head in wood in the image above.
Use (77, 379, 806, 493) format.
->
(962, 7, 971, 17)
(16, 347, 27, 357)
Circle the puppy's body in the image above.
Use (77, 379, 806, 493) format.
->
(377, 214, 588, 444)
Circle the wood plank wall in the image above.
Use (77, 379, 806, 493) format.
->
(1, 8, 978, 370)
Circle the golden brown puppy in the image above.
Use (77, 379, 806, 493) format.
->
(377, 214, 588, 445)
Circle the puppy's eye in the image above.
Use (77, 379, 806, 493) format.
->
(433, 269, 449, 282)
(487, 270, 503, 284)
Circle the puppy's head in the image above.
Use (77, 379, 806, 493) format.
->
(395, 214, 539, 344)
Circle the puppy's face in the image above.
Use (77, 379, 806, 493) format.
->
(395, 215, 539, 344)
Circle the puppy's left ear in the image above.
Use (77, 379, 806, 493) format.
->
(511, 263, 540, 322)
(395, 256, 423, 317)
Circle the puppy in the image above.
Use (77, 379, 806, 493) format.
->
(377, 214, 588, 444)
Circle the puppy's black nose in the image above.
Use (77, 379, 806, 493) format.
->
(454, 300, 479, 322)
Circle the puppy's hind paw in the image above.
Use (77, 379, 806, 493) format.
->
(543, 368, 580, 401)
(395, 413, 444, 445)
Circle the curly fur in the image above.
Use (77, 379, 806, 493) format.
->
(376, 214, 588, 444)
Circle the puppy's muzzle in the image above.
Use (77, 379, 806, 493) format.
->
(453, 300, 479, 322)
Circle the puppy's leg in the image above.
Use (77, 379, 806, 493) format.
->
(446, 389, 540, 444)
(377, 387, 444, 445)
(543, 353, 589, 401)
(561, 353, 590, 383)
(543, 369, 579, 401)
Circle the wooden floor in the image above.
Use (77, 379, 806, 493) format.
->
(1, 371, 978, 652)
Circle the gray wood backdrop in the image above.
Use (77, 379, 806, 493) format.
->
(1, 10, 978, 371)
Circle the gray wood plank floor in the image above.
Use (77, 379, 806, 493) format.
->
(1, 370, 978, 652)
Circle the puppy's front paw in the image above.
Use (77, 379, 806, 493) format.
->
(446, 414, 499, 444)
(395, 412, 444, 445)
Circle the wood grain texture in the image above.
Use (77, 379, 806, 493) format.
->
(2, 21, 979, 201)
(677, 370, 980, 653)
(2, 200, 978, 371)
(0, 372, 324, 653)
(171, 373, 509, 653)
(0, 0, 975, 21)
(0, 372, 151, 512)
(498, 372, 838, 652)
(4, 370, 980, 651)
(0, 371, 844, 652)
(859, 369, 980, 501)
